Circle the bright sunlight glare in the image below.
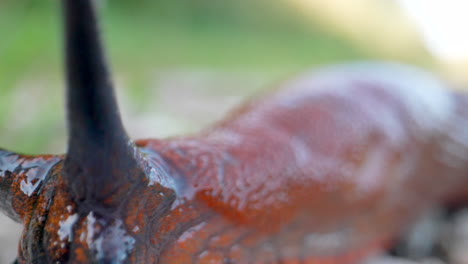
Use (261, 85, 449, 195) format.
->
(397, 0, 468, 61)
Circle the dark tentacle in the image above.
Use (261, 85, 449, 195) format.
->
(62, 0, 145, 209)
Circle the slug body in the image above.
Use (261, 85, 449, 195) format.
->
(0, 0, 468, 263)
(135, 64, 468, 263)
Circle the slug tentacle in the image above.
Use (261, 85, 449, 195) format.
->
(62, 0, 145, 208)
(0, 149, 62, 222)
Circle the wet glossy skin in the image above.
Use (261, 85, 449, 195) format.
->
(136, 64, 468, 263)
(2, 63, 468, 263)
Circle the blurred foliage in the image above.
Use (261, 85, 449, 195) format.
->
(0, 0, 367, 153)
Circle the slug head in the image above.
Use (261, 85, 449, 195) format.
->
(0, 0, 179, 263)
(0, 148, 177, 263)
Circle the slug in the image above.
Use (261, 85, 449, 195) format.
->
(0, 0, 467, 263)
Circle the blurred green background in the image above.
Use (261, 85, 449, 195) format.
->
(0, 0, 434, 155)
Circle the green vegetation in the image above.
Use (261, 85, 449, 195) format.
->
(0, 0, 367, 153)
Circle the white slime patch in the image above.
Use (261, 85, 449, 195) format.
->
(20, 168, 43, 197)
(94, 220, 136, 263)
(138, 148, 177, 189)
(0, 154, 19, 178)
(58, 214, 78, 242)
(16, 157, 61, 196)
(85, 212, 135, 264)
(86, 212, 97, 246)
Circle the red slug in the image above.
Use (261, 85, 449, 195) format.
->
(0, 0, 467, 263)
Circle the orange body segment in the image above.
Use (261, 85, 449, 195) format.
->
(133, 64, 468, 263)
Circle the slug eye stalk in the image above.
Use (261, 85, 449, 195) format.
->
(63, 0, 146, 208)
(0, 149, 61, 222)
